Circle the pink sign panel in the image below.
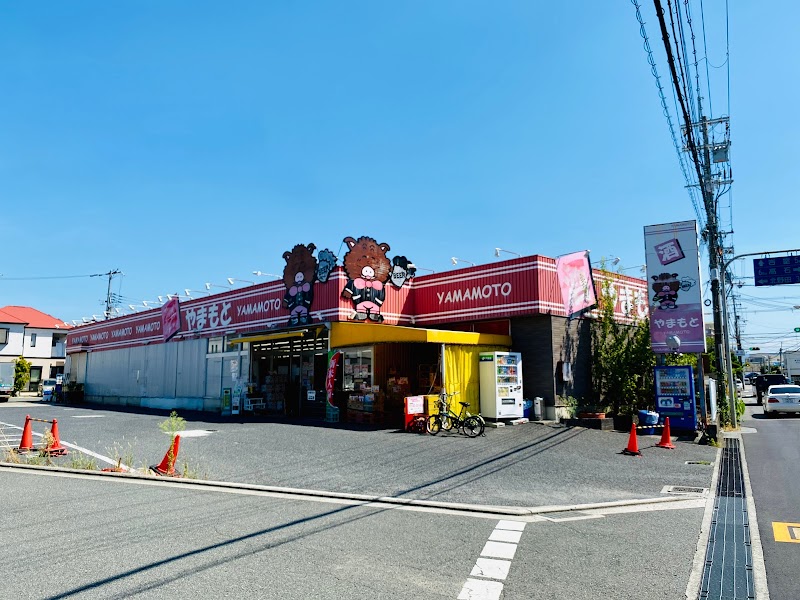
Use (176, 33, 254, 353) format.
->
(644, 220, 706, 353)
(161, 297, 181, 342)
(555, 251, 597, 317)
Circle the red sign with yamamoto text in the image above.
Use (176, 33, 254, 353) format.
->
(412, 257, 558, 326)
(66, 257, 649, 353)
(68, 281, 296, 352)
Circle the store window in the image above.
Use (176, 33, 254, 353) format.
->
(342, 346, 373, 392)
(208, 336, 223, 354)
(30, 333, 37, 347)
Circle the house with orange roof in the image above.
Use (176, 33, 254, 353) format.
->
(0, 306, 71, 393)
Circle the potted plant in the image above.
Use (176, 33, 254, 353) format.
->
(576, 399, 609, 419)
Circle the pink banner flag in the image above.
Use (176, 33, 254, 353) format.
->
(556, 251, 597, 318)
(161, 297, 182, 342)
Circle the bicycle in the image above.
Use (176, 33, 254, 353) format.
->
(426, 392, 485, 438)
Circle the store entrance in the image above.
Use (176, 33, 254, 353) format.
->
(248, 329, 329, 418)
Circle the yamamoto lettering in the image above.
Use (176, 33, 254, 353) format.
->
(135, 322, 161, 334)
(437, 282, 512, 304)
(237, 299, 281, 317)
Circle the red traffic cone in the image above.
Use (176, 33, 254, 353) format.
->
(42, 418, 68, 456)
(656, 417, 676, 449)
(622, 423, 642, 456)
(18, 415, 34, 452)
(151, 435, 181, 476)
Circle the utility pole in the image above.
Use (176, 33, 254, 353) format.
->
(651, 2, 734, 429)
(101, 269, 122, 318)
(697, 108, 735, 429)
(732, 302, 743, 352)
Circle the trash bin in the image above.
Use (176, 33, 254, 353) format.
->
(533, 397, 543, 421)
(638, 410, 659, 435)
(523, 399, 533, 420)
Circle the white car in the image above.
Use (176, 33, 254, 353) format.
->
(735, 378, 743, 394)
(763, 384, 800, 417)
(39, 378, 57, 396)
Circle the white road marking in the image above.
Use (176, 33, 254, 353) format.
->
(458, 578, 503, 600)
(0, 420, 129, 471)
(488, 529, 522, 543)
(470, 558, 511, 580)
(495, 520, 525, 531)
(171, 430, 213, 438)
(460, 520, 527, 599)
(481, 540, 517, 560)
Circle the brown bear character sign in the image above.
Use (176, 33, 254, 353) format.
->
(283, 243, 317, 326)
(341, 236, 392, 322)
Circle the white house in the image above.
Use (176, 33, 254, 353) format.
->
(0, 306, 70, 392)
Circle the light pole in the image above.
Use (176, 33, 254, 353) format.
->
(205, 282, 231, 292)
(494, 248, 521, 258)
(252, 270, 281, 279)
(451, 257, 475, 267)
(184, 288, 210, 299)
(227, 277, 255, 287)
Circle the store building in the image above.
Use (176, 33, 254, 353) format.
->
(65, 238, 648, 424)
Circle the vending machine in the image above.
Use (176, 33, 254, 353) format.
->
(653, 365, 697, 431)
(479, 352, 524, 419)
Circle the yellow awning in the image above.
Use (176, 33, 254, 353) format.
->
(330, 322, 511, 348)
(230, 330, 307, 345)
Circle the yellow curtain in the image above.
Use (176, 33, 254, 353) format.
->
(443, 345, 505, 415)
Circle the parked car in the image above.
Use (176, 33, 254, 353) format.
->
(762, 384, 800, 417)
(754, 374, 790, 404)
(39, 378, 57, 396)
(735, 378, 743, 394)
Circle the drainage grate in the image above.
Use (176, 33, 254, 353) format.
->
(698, 438, 754, 600)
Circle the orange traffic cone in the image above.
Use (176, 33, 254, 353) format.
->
(622, 423, 642, 456)
(42, 418, 68, 456)
(656, 417, 676, 449)
(151, 435, 181, 476)
(18, 415, 34, 452)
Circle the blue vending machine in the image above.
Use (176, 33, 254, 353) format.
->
(653, 366, 698, 432)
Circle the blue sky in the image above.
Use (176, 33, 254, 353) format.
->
(1, 1, 798, 354)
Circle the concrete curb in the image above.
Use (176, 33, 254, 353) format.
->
(0, 461, 708, 517)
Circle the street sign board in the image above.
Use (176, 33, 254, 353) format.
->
(753, 256, 800, 286)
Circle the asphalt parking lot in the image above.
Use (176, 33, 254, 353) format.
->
(0, 397, 718, 509)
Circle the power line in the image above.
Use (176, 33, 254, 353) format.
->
(698, 0, 714, 116)
(0, 273, 109, 281)
(631, 0, 705, 226)
(683, 0, 705, 118)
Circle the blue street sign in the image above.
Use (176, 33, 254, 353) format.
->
(753, 256, 800, 286)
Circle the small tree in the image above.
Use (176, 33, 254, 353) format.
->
(591, 276, 655, 415)
(13, 357, 31, 396)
